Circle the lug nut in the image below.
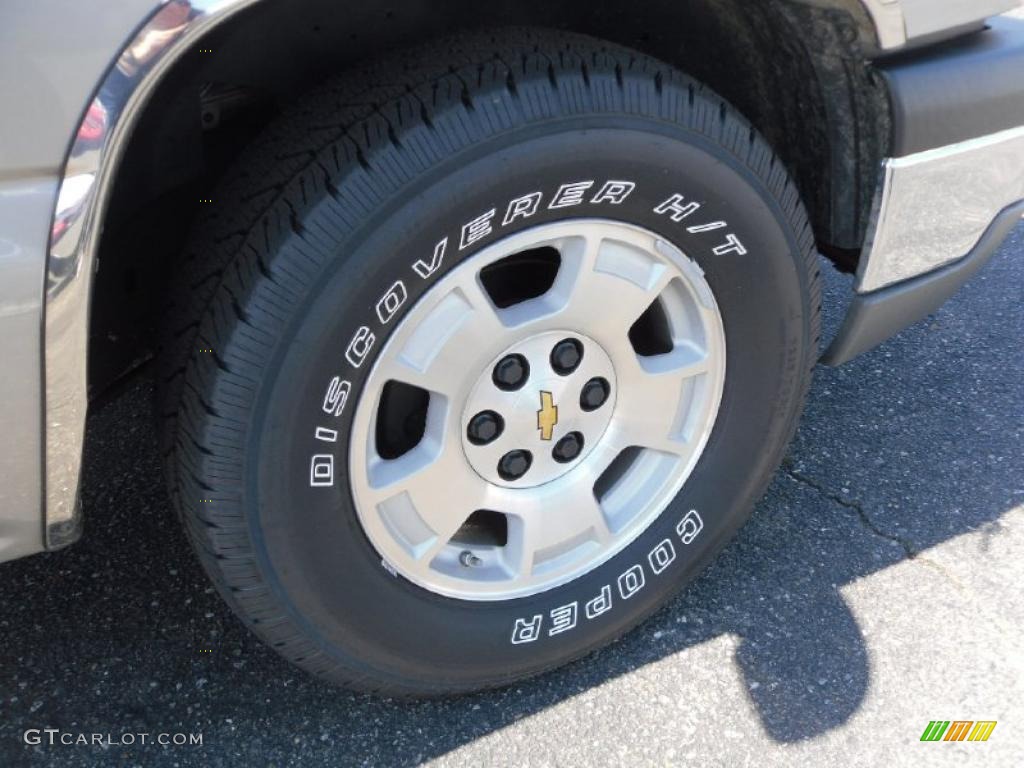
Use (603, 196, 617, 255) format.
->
(467, 410, 504, 445)
(580, 377, 611, 411)
(550, 338, 583, 375)
(552, 431, 584, 463)
(493, 354, 530, 391)
(497, 449, 532, 481)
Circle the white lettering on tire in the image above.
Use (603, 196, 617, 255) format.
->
(653, 193, 700, 221)
(322, 377, 352, 417)
(548, 602, 578, 636)
(585, 585, 613, 619)
(677, 509, 704, 545)
(712, 233, 747, 256)
(314, 426, 338, 443)
(502, 192, 543, 225)
(686, 221, 726, 234)
(617, 564, 645, 600)
(376, 280, 407, 324)
(413, 237, 448, 279)
(510, 507, 707, 644)
(345, 326, 375, 368)
(459, 209, 496, 249)
(648, 538, 676, 574)
(310, 454, 335, 487)
(590, 180, 635, 205)
(548, 181, 594, 209)
(654, 193, 746, 256)
(511, 615, 543, 644)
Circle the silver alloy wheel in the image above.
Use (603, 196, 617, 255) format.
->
(349, 220, 726, 600)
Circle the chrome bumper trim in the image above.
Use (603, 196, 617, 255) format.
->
(860, 0, 1020, 52)
(43, 0, 260, 548)
(857, 125, 1024, 293)
(860, 0, 907, 50)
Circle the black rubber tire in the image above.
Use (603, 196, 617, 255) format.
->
(158, 28, 820, 695)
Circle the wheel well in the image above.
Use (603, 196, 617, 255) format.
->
(89, 0, 889, 392)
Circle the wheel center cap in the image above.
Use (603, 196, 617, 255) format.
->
(461, 331, 617, 488)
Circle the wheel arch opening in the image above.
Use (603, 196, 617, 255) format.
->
(87, 0, 887, 395)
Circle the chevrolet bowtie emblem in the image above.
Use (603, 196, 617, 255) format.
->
(537, 391, 558, 441)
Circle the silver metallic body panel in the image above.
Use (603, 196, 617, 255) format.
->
(0, 177, 53, 561)
(0, 0, 156, 561)
(857, 126, 1024, 292)
(901, 0, 1019, 42)
(859, 0, 1020, 50)
(44, 0, 259, 550)
(858, 0, 910, 50)
(0, 1, 156, 175)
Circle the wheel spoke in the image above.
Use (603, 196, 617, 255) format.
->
(503, 483, 612, 577)
(552, 233, 675, 340)
(609, 343, 711, 456)
(366, 411, 488, 561)
(377, 279, 506, 399)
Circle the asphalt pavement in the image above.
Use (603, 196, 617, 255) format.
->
(2, 225, 1022, 767)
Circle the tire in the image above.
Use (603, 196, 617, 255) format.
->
(158, 28, 820, 695)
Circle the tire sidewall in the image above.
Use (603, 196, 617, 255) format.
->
(250, 118, 809, 689)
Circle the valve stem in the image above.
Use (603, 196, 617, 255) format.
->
(459, 550, 483, 568)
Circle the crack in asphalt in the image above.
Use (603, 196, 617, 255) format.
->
(782, 467, 917, 558)
(782, 467, 1023, 642)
